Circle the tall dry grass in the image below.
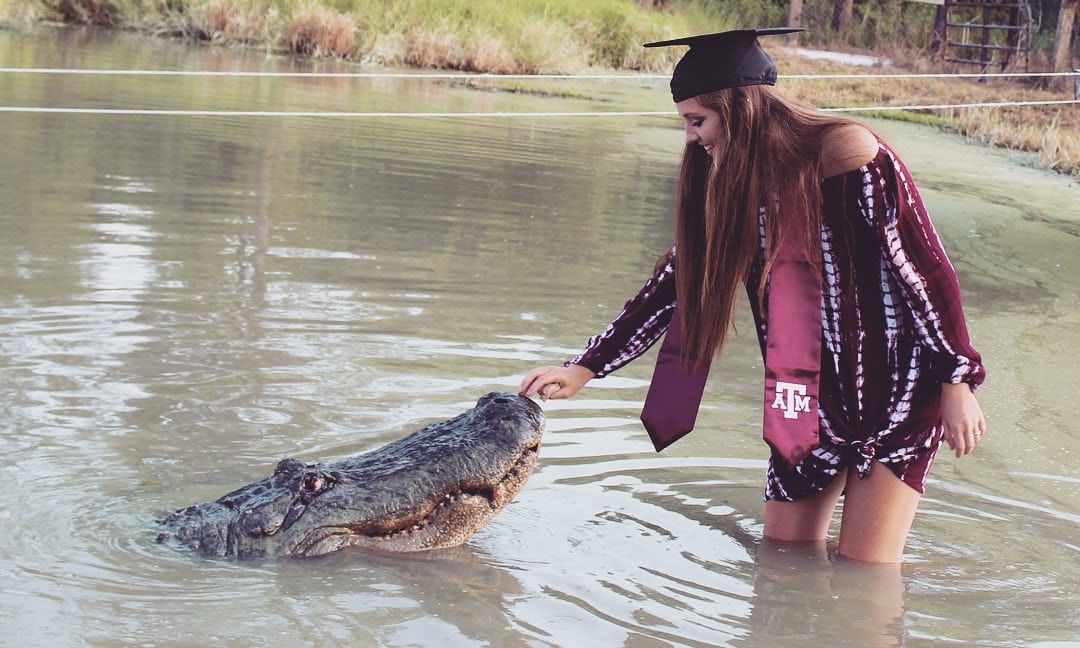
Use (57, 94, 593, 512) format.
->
(281, 5, 354, 57)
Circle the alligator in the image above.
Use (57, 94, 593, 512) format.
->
(157, 392, 545, 559)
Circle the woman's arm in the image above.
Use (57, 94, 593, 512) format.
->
(519, 249, 678, 399)
(868, 144, 986, 388)
(566, 249, 679, 378)
(864, 144, 988, 452)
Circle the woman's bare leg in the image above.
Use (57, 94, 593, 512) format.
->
(837, 463, 921, 563)
(763, 469, 846, 542)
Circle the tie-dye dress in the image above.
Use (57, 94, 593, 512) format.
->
(566, 141, 986, 501)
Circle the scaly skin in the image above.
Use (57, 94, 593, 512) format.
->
(157, 392, 545, 559)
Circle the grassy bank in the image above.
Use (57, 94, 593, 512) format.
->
(771, 49, 1080, 180)
(2, 0, 1077, 178)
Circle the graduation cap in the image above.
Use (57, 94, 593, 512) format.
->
(644, 27, 803, 102)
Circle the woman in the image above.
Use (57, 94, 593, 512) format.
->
(519, 28, 987, 563)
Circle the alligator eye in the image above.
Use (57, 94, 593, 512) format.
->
(303, 474, 323, 492)
(300, 471, 334, 496)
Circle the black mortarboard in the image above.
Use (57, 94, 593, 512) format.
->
(644, 27, 803, 102)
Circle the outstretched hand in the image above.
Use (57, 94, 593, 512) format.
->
(940, 382, 987, 457)
(519, 364, 596, 401)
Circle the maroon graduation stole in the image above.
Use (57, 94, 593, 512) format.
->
(639, 307, 711, 452)
(639, 232, 822, 464)
(762, 231, 822, 468)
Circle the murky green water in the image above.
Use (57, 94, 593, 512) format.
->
(2, 24, 1079, 647)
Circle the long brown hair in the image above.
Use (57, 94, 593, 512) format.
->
(674, 84, 860, 368)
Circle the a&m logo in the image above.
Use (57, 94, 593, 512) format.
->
(771, 381, 812, 420)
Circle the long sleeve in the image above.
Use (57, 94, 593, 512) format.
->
(568, 250, 678, 377)
(865, 145, 986, 387)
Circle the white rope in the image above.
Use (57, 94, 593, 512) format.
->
(0, 106, 674, 117)
(1, 67, 1078, 80)
(825, 99, 1080, 112)
(1, 99, 1076, 117)
(2, 66, 1076, 116)
(786, 71, 1080, 80)
(0, 67, 664, 79)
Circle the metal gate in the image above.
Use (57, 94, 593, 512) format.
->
(944, 0, 1033, 71)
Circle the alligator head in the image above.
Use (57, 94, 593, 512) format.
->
(157, 392, 545, 559)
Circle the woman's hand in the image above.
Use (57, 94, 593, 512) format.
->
(519, 364, 596, 401)
(940, 382, 987, 457)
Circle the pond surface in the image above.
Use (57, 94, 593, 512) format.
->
(2, 24, 1079, 648)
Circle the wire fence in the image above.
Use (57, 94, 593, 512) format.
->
(1, 67, 1078, 117)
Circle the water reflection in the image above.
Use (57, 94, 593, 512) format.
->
(746, 543, 906, 647)
(2, 23, 1080, 647)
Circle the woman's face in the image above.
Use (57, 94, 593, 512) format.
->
(677, 96, 724, 158)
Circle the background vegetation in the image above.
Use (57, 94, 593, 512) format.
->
(0, 0, 994, 70)
(1, 0, 1077, 177)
